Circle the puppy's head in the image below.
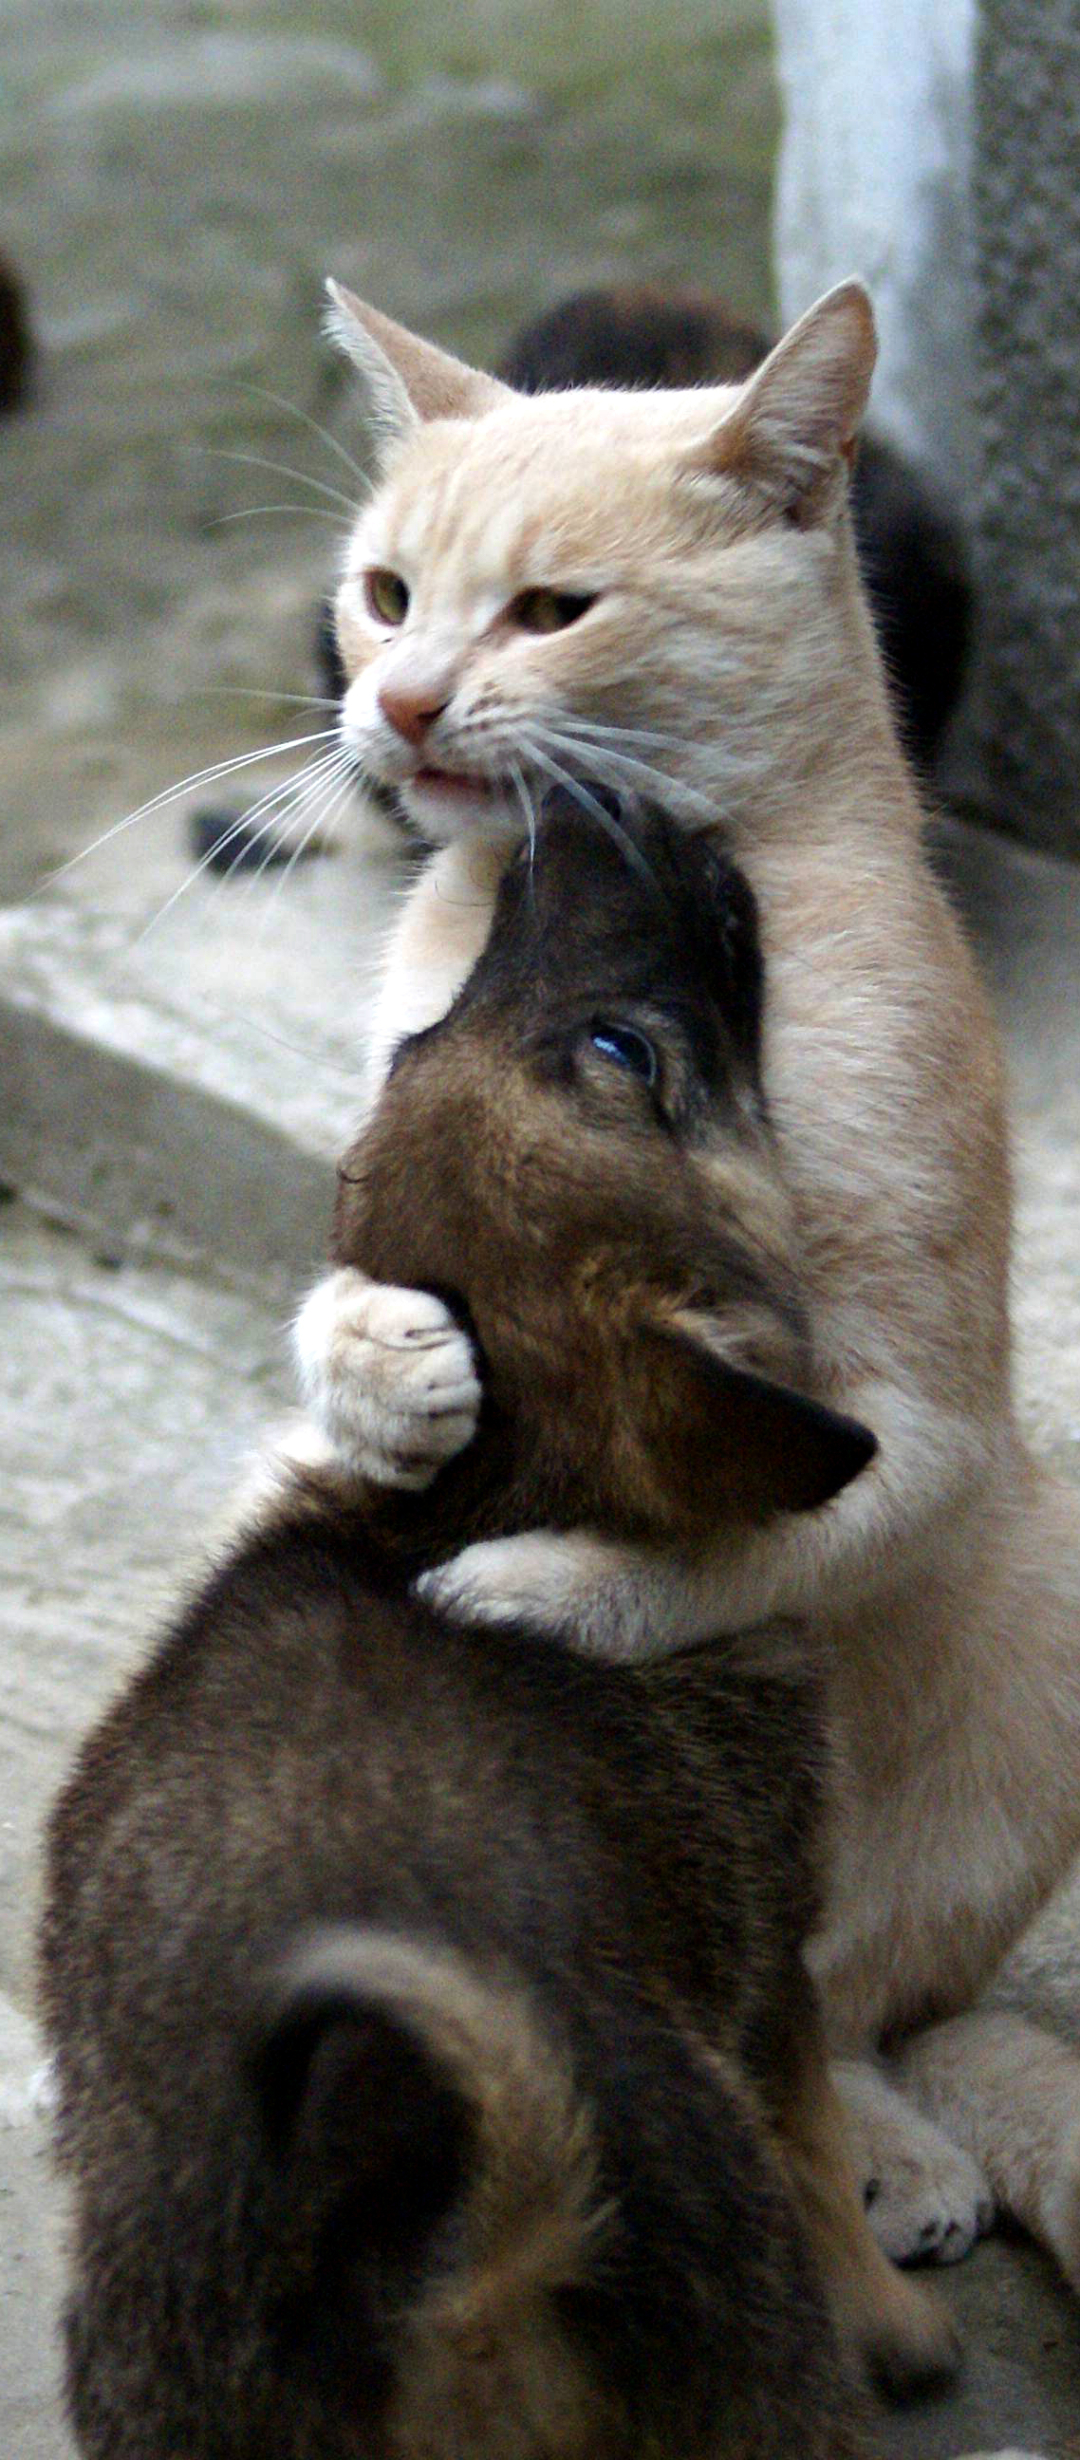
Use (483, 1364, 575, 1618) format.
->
(339, 796, 874, 1539)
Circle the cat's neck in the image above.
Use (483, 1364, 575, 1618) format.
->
(691, 544, 920, 852)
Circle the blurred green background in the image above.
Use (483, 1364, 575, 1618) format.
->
(0, 0, 776, 885)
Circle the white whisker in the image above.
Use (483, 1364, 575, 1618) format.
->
(46, 731, 342, 885)
(539, 723, 716, 819)
(231, 382, 370, 489)
(208, 751, 350, 894)
(206, 505, 351, 532)
(130, 749, 348, 943)
(202, 689, 343, 711)
(519, 740, 659, 889)
(508, 759, 538, 885)
(256, 759, 359, 923)
(550, 714, 693, 755)
(190, 446, 358, 515)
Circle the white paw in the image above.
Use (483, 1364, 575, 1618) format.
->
(417, 1532, 583, 1633)
(862, 2127, 994, 2266)
(295, 1268, 481, 1492)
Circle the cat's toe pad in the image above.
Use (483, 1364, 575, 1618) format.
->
(295, 1269, 481, 1490)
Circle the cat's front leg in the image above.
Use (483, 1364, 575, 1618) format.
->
(295, 1267, 481, 1491)
(415, 1528, 765, 1657)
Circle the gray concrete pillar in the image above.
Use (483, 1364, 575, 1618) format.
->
(772, 0, 977, 507)
(971, 0, 1080, 853)
(772, 0, 1080, 856)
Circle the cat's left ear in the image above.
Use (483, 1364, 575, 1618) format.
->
(690, 279, 877, 524)
(325, 281, 511, 454)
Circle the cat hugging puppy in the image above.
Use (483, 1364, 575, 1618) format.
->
(43, 802, 966, 2460)
(40, 269, 1076, 2455)
(286, 277, 1080, 2286)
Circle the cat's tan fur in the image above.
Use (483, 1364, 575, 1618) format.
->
(287, 280, 1080, 2280)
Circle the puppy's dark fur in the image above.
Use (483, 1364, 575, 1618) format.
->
(41, 805, 951, 2460)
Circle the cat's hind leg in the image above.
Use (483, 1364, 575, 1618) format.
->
(834, 2056, 994, 2266)
(895, 2009, 1080, 2293)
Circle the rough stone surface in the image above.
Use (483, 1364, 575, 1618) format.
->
(0, 1204, 293, 2460)
(0, 807, 403, 1295)
(964, 1, 1080, 856)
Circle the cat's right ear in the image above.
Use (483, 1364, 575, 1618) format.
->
(687, 278, 877, 524)
(325, 281, 511, 455)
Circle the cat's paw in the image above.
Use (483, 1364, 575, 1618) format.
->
(835, 2058, 994, 2267)
(417, 1532, 588, 1633)
(295, 1268, 481, 1491)
(860, 2123, 993, 2267)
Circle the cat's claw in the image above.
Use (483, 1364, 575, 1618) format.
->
(294, 1268, 481, 1492)
(862, 2143, 993, 2266)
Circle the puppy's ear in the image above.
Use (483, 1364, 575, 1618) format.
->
(639, 1310, 876, 1526)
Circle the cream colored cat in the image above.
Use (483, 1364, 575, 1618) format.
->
(283, 278, 1080, 2291)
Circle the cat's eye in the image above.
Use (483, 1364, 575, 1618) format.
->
(508, 587, 596, 635)
(588, 1023, 658, 1087)
(364, 567, 410, 627)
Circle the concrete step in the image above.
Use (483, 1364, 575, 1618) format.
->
(0, 790, 406, 1296)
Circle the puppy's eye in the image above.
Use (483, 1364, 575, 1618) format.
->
(365, 568, 410, 626)
(508, 587, 596, 635)
(589, 1023, 657, 1086)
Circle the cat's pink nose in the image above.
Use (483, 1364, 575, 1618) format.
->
(378, 681, 449, 748)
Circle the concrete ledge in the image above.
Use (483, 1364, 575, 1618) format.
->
(0, 987, 334, 1299)
(0, 831, 401, 1293)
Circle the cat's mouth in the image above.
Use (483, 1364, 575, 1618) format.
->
(400, 764, 524, 846)
(411, 765, 499, 801)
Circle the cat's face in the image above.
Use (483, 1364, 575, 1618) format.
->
(328, 281, 878, 847)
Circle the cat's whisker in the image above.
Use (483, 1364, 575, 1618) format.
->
(253, 758, 360, 930)
(548, 714, 695, 756)
(507, 760, 538, 889)
(130, 749, 348, 944)
(202, 689, 343, 712)
(189, 447, 359, 515)
(195, 1000, 361, 1075)
(46, 731, 342, 886)
(142, 750, 349, 925)
(208, 759, 346, 898)
(231, 381, 371, 490)
(233, 748, 356, 883)
(539, 725, 717, 821)
(519, 740, 660, 891)
(207, 505, 353, 532)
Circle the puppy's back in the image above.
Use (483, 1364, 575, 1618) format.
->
(42, 1515, 859, 2460)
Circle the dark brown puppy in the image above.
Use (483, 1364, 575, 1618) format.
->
(336, 801, 874, 1572)
(41, 804, 951, 2460)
